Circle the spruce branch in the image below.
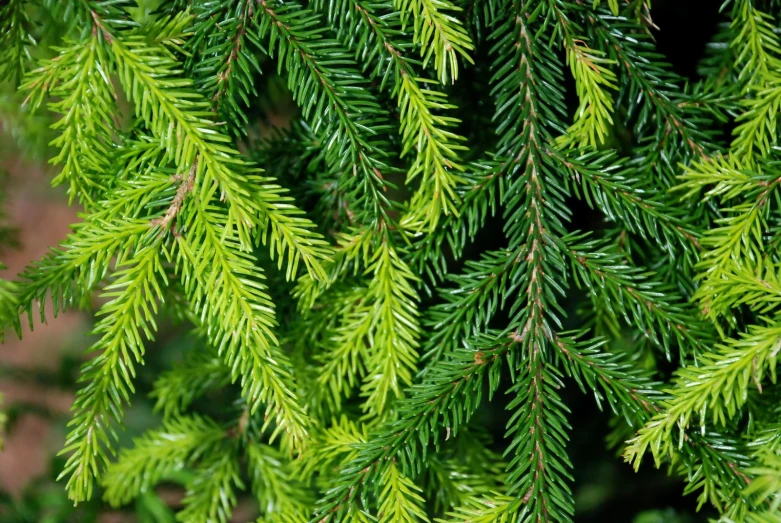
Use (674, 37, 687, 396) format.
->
(254, 0, 395, 226)
(563, 233, 713, 360)
(177, 448, 244, 523)
(558, 149, 700, 258)
(360, 241, 421, 415)
(732, 1, 781, 92)
(3, 0, 777, 519)
(150, 345, 231, 419)
(59, 239, 169, 503)
(292, 415, 366, 482)
(585, 10, 712, 165)
(14, 171, 180, 330)
(21, 36, 117, 208)
(377, 462, 430, 522)
(423, 248, 519, 362)
(436, 494, 515, 523)
(625, 321, 781, 470)
(189, 0, 259, 136)
(247, 442, 311, 517)
(558, 40, 617, 148)
(102, 415, 226, 506)
(504, 348, 574, 522)
(394, 0, 474, 84)
(175, 197, 311, 451)
(149, 160, 198, 230)
(0, 0, 35, 86)
(319, 0, 469, 230)
(552, 332, 661, 426)
(110, 35, 262, 247)
(313, 333, 509, 521)
(312, 287, 372, 411)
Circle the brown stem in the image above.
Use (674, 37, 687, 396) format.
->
(150, 157, 199, 230)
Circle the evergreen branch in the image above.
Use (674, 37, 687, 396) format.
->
(700, 258, 781, 322)
(177, 448, 243, 523)
(110, 35, 261, 247)
(44, 35, 117, 208)
(585, 11, 712, 165)
(489, 6, 564, 164)
(504, 347, 574, 523)
(254, 0, 395, 226)
(322, 0, 469, 230)
(292, 415, 366, 482)
(252, 179, 334, 282)
(20, 36, 116, 209)
(558, 149, 700, 256)
(435, 494, 515, 523)
(733, 80, 781, 160)
(293, 228, 373, 311)
(731, 1, 781, 91)
(563, 234, 713, 360)
(679, 431, 754, 517)
(678, 159, 781, 278)
(728, 3, 781, 161)
(360, 241, 421, 415)
(679, 158, 781, 322)
(396, 62, 467, 230)
(102, 415, 225, 506)
(695, 200, 774, 319)
(422, 248, 518, 362)
(111, 34, 332, 280)
(489, 3, 570, 353)
(0, 272, 19, 342)
(59, 239, 169, 503)
(394, 0, 474, 84)
(14, 172, 177, 330)
(675, 154, 771, 202)
(0, 0, 35, 86)
(175, 198, 311, 451)
(552, 333, 661, 426)
(189, 0, 259, 136)
(424, 443, 506, 516)
(625, 320, 781, 470)
(246, 442, 311, 517)
(377, 462, 430, 522)
(558, 40, 617, 148)
(296, 227, 421, 416)
(151, 345, 231, 419)
(313, 333, 509, 521)
(313, 288, 372, 411)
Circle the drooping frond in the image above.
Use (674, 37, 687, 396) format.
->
(102, 415, 225, 506)
(0, 0, 35, 86)
(150, 345, 231, 419)
(175, 199, 311, 450)
(60, 239, 169, 503)
(393, 0, 474, 84)
(626, 321, 781, 469)
(504, 349, 574, 522)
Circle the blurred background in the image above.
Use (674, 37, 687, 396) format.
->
(0, 0, 726, 521)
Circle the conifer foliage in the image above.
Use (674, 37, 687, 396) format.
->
(4, 0, 781, 521)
